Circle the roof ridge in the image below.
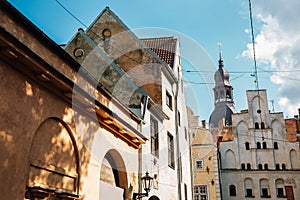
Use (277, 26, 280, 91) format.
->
(140, 36, 177, 40)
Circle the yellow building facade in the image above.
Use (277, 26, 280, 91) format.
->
(188, 108, 221, 200)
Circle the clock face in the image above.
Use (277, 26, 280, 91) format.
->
(102, 29, 111, 38)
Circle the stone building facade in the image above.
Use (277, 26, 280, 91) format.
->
(0, 1, 149, 199)
(219, 90, 300, 200)
(0, 2, 191, 200)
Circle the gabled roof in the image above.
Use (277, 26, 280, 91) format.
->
(141, 37, 177, 68)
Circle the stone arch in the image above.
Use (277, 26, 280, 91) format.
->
(149, 195, 160, 200)
(244, 178, 254, 197)
(223, 149, 236, 169)
(259, 178, 270, 197)
(251, 95, 266, 119)
(271, 120, 284, 139)
(275, 179, 285, 197)
(236, 121, 249, 138)
(290, 149, 299, 169)
(100, 149, 128, 200)
(26, 117, 80, 198)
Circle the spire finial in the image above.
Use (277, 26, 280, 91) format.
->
(217, 42, 222, 61)
(217, 42, 224, 68)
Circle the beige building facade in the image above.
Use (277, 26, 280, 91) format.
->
(0, 2, 192, 200)
(188, 108, 220, 200)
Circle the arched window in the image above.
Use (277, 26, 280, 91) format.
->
(229, 185, 236, 196)
(257, 142, 261, 149)
(276, 179, 285, 197)
(261, 122, 265, 129)
(241, 163, 245, 170)
(264, 164, 268, 170)
(245, 142, 250, 150)
(274, 142, 278, 149)
(260, 179, 270, 198)
(263, 142, 267, 149)
(282, 164, 286, 170)
(276, 164, 280, 170)
(244, 178, 254, 197)
(226, 90, 231, 98)
(255, 122, 259, 129)
(247, 163, 251, 170)
(258, 164, 263, 170)
(290, 149, 298, 169)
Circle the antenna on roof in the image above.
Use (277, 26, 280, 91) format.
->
(248, 0, 259, 90)
(269, 100, 275, 113)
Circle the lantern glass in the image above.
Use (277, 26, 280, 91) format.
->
(141, 172, 153, 193)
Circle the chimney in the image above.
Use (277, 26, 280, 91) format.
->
(202, 120, 206, 128)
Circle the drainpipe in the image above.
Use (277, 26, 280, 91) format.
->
(189, 127, 194, 199)
(174, 80, 182, 200)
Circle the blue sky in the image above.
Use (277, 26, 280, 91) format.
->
(7, 0, 300, 122)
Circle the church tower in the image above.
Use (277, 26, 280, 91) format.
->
(209, 49, 236, 133)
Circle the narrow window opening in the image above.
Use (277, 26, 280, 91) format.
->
(247, 163, 251, 170)
(229, 185, 236, 196)
(257, 142, 261, 149)
(241, 163, 245, 170)
(274, 142, 278, 149)
(263, 142, 267, 149)
(245, 142, 250, 150)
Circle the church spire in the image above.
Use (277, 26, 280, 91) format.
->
(209, 44, 236, 129)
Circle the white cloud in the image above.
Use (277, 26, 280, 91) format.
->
(242, 0, 300, 117)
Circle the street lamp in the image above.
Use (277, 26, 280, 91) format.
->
(133, 172, 153, 200)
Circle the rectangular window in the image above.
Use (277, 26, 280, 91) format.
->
(194, 185, 207, 200)
(246, 189, 253, 197)
(277, 188, 284, 197)
(195, 160, 203, 169)
(166, 91, 172, 110)
(168, 132, 175, 168)
(151, 117, 159, 157)
(261, 188, 269, 197)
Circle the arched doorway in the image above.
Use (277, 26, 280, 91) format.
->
(26, 117, 79, 199)
(100, 149, 128, 200)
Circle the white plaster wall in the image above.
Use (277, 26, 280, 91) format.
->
(220, 90, 300, 200)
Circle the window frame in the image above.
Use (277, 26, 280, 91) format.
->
(166, 91, 173, 110)
(194, 185, 208, 200)
(195, 160, 204, 170)
(229, 185, 237, 196)
(150, 116, 159, 157)
(167, 132, 175, 169)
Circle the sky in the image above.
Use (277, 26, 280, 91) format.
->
(7, 0, 300, 122)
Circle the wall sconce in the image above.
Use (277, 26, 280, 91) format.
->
(133, 172, 153, 200)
